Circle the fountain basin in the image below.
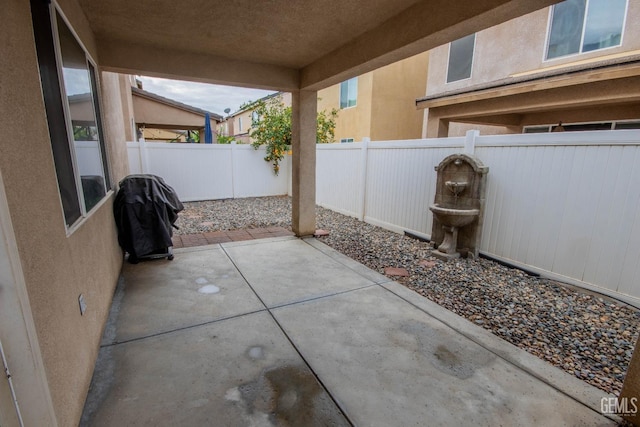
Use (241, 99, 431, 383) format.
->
(429, 204, 479, 228)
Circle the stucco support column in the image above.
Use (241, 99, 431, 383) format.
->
(291, 90, 317, 237)
(620, 340, 640, 424)
(425, 109, 449, 138)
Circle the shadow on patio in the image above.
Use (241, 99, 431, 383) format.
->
(81, 236, 616, 426)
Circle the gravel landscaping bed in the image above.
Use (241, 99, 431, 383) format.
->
(175, 196, 640, 395)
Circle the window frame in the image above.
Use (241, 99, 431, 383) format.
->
(445, 33, 476, 84)
(523, 120, 640, 133)
(339, 77, 358, 109)
(33, 1, 112, 232)
(543, 0, 628, 62)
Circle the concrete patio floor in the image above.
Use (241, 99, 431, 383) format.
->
(81, 236, 617, 426)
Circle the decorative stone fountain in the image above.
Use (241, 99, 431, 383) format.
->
(429, 154, 488, 260)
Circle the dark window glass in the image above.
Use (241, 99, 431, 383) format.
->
(340, 78, 357, 109)
(446, 34, 475, 83)
(547, 0, 626, 59)
(524, 126, 551, 133)
(57, 14, 107, 212)
(547, 0, 586, 59)
(564, 122, 612, 131)
(615, 122, 640, 130)
(31, 0, 81, 226)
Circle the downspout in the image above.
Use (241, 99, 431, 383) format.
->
(0, 338, 24, 427)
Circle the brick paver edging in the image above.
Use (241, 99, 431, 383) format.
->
(172, 227, 295, 249)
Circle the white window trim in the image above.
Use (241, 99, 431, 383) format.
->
(445, 33, 476, 84)
(543, 0, 629, 63)
(50, 3, 112, 234)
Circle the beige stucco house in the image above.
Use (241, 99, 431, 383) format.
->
(226, 92, 291, 144)
(419, 0, 640, 137)
(4, 0, 639, 425)
(225, 52, 430, 144)
(130, 84, 222, 142)
(318, 51, 430, 142)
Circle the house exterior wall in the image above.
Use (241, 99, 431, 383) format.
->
(370, 52, 429, 140)
(318, 73, 373, 142)
(229, 92, 292, 144)
(0, 1, 128, 425)
(132, 95, 214, 129)
(317, 53, 428, 142)
(118, 74, 136, 141)
(427, 3, 640, 97)
(424, 1, 640, 137)
(231, 109, 254, 143)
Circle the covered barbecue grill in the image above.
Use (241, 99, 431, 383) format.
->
(113, 174, 184, 263)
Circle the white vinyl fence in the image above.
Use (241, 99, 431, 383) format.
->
(127, 141, 290, 201)
(317, 130, 640, 307)
(126, 131, 640, 306)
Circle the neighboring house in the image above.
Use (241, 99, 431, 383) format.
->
(67, 75, 222, 143)
(418, 0, 640, 137)
(129, 84, 222, 142)
(224, 52, 430, 143)
(318, 51, 429, 142)
(226, 92, 290, 143)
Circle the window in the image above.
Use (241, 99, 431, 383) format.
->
(238, 117, 243, 132)
(614, 121, 640, 130)
(340, 78, 357, 109)
(31, 1, 110, 228)
(251, 111, 259, 123)
(523, 120, 640, 133)
(340, 138, 354, 143)
(546, 0, 627, 60)
(446, 34, 475, 83)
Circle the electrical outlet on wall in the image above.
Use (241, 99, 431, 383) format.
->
(78, 294, 87, 316)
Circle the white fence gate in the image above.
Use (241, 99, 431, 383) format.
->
(126, 131, 640, 307)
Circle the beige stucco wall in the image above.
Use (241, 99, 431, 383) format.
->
(317, 53, 429, 142)
(370, 52, 429, 140)
(0, 1, 127, 425)
(101, 71, 132, 182)
(133, 95, 213, 129)
(232, 109, 254, 140)
(427, 2, 640, 96)
(447, 123, 515, 137)
(318, 73, 373, 142)
(118, 74, 136, 141)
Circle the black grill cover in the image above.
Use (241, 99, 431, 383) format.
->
(113, 174, 184, 258)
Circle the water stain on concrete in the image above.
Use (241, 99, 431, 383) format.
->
(247, 346, 265, 360)
(198, 284, 220, 294)
(399, 321, 495, 379)
(237, 364, 350, 426)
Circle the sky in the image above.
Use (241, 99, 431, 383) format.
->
(137, 76, 276, 117)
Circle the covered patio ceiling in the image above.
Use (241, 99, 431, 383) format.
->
(80, 0, 559, 91)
